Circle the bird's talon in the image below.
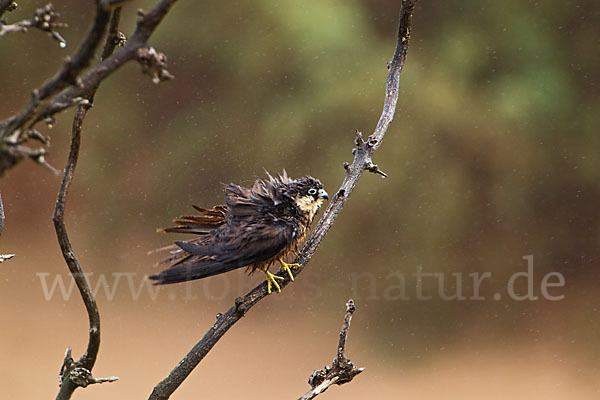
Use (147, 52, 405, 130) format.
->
(265, 271, 284, 294)
(279, 260, 300, 281)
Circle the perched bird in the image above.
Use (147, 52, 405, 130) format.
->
(150, 171, 328, 293)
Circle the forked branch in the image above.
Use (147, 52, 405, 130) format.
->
(298, 299, 364, 400)
(148, 1, 418, 399)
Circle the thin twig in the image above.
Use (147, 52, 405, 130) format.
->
(336, 300, 355, 361)
(0, 190, 14, 261)
(0, 193, 15, 264)
(53, 98, 106, 400)
(53, 6, 129, 399)
(0, 3, 67, 46)
(0, 189, 15, 264)
(100, 6, 124, 62)
(148, 1, 417, 399)
(298, 299, 363, 400)
(0, 189, 4, 237)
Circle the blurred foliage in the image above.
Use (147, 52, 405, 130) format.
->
(1, 0, 599, 366)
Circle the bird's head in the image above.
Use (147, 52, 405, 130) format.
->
(284, 176, 329, 220)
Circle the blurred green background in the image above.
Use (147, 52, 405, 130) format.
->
(1, 0, 599, 398)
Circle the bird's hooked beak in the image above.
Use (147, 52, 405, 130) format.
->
(318, 189, 329, 200)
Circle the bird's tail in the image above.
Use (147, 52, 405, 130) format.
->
(149, 260, 241, 285)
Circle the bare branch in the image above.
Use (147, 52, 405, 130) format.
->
(35, 0, 178, 123)
(148, 1, 418, 399)
(53, 7, 129, 399)
(53, 97, 109, 400)
(0, 1, 114, 140)
(298, 299, 363, 400)
(0, 3, 67, 45)
(0, 0, 177, 177)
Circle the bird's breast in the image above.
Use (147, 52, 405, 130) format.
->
(294, 196, 324, 223)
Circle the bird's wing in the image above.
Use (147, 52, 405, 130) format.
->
(224, 182, 279, 217)
(150, 221, 295, 285)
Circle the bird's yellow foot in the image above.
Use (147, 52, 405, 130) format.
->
(265, 270, 284, 294)
(279, 259, 300, 281)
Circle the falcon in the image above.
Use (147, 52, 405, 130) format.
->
(150, 171, 329, 293)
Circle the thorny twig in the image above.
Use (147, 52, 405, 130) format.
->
(148, 1, 418, 399)
(298, 299, 363, 400)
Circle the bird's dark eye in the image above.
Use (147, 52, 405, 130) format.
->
(308, 188, 317, 196)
